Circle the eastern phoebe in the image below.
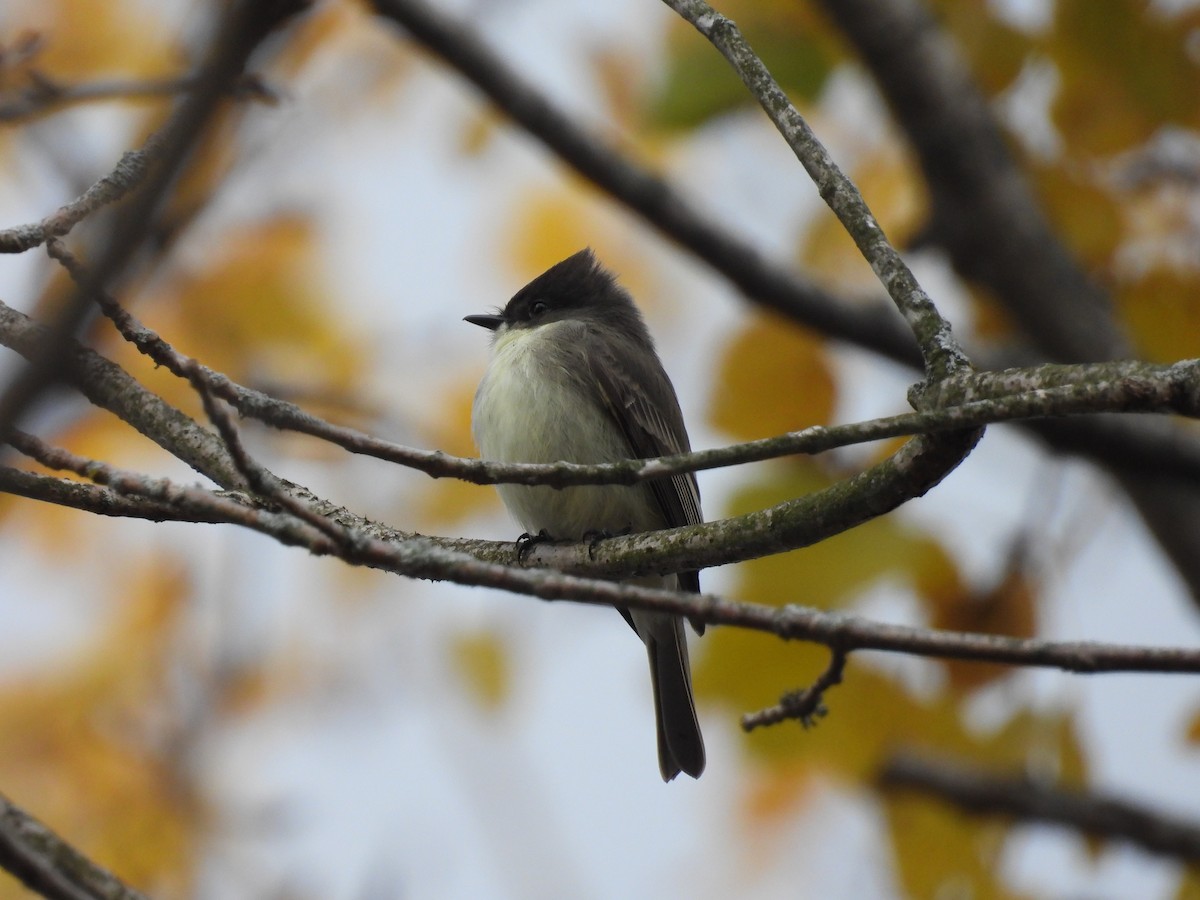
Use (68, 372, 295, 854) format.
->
(466, 249, 705, 781)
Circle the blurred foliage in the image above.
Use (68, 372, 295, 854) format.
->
(418, 375, 496, 525)
(1048, 0, 1200, 157)
(450, 628, 513, 711)
(647, 0, 1200, 366)
(2, 0, 1199, 896)
(649, 0, 844, 129)
(1178, 866, 1200, 900)
(643, 1, 1198, 892)
(710, 313, 836, 438)
(0, 559, 199, 898)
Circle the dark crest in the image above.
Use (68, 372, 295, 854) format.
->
(501, 249, 653, 344)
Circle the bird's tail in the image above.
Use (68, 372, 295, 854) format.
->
(639, 611, 705, 781)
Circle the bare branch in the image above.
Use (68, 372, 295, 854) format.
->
(77, 255, 1200, 491)
(661, 0, 967, 380)
(10, 432, 330, 552)
(0, 71, 278, 125)
(34, 232, 1200, 600)
(0, 0, 311, 446)
(0, 461, 225, 523)
(182, 360, 355, 547)
(364, 0, 1200, 516)
(0, 138, 167, 255)
(880, 752, 1200, 861)
(0, 298, 246, 489)
(14, 430, 1197, 677)
(741, 648, 847, 732)
(814, 0, 1200, 605)
(0, 790, 148, 900)
(816, 0, 1129, 363)
(368, 0, 919, 365)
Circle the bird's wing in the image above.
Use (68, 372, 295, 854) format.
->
(584, 326, 703, 597)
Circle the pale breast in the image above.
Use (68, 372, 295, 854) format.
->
(472, 321, 663, 539)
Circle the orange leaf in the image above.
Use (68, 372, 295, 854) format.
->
(932, 557, 1038, 692)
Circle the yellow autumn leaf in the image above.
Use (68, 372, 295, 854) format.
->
(928, 0, 1031, 95)
(591, 44, 646, 130)
(449, 628, 512, 711)
(886, 790, 1025, 900)
(932, 555, 1038, 693)
(1185, 708, 1200, 746)
(458, 107, 505, 157)
(0, 557, 199, 896)
(739, 764, 817, 830)
(694, 627, 831, 762)
(9, 0, 174, 83)
(721, 462, 964, 612)
(503, 186, 657, 310)
(884, 712, 1085, 898)
(154, 215, 365, 392)
(1177, 865, 1200, 900)
(965, 281, 1020, 345)
(710, 316, 836, 439)
(1117, 269, 1200, 364)
(1048, 0, 1200, 157)
(1030, 161, 1123, 272)
(416, 376, 501, 526)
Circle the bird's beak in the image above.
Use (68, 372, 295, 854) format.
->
(464, 314, 504, 331)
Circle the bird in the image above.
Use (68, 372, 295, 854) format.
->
(465, 248, 705, 781)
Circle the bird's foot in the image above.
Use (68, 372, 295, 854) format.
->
(581, 526, 633, 560)
(515, 529, 553, 564)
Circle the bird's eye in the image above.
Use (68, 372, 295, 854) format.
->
(529, 300, 548, 317)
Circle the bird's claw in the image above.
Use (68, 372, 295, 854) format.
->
(581, 526, 632, 560)
(515, 529, 553, 564)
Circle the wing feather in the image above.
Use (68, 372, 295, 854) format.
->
(583, 326, 703, 597)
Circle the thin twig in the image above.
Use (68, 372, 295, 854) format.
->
(0, 297, 246, 489)
(181, 359, 355, 547)
(0, 0, 310, 445)
(660, 0, 968, 380)
(59, 244, 1200, 486)
(741, 648, 847, 731)
(0, 463, 226, 522)
(13, 430, 1200, 677)
(17, 263, 1200, 588)
(0, 71, 278, 124)
(0, 137, 167, 255)
(368, 0, 919, 365)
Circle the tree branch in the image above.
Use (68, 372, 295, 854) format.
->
(0, 791, 148, 900)
(0, 0, 311, 445)
(815, 0, 1200, 605)
(880, 751, 1200, 861)
(741, 648, 847, 731)
(15, 432, 1200, 677)
(661, 0, 967, 380)
(814, 0, 1129, 363)
(21, 258, 1200, 584)
(0, 70, 277, 125)
(69, 257, 1200, 484)
(0, 462, 226, 523)
(0, 137, 167, 255)
(368, 0, 920, 365)
(0, 298, 246, 490)
(365, 0, 1200, 560)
